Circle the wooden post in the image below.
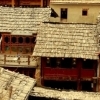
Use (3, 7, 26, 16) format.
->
(41, 0, 43, 7)
(4, 55, 6, 65)
(97, 57, 100, 91)
(77, 79, 81, 90)
(12, 0, 15, 7)
(28, 55, 30, 65)
(9, 86, 13, 99)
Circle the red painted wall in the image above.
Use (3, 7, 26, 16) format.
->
(41, 57, 97, 81)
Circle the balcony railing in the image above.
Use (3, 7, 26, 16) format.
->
(0, 54, 38, 67)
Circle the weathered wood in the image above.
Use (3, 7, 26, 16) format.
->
(11, 0, 14, 7)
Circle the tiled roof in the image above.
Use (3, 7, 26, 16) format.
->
(50, 0, 100, 4)
(96, 15, 100, 48)
(33, 23, 98, 59)
(0, 7, 51, 35)
(0, 67, 36, 100)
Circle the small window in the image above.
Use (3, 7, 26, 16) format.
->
(61, 8, 67, 19)
(18, 37, 23, 43)
(4, 36, 9, 43)
(11, 37, 16, 43)
(82, 59, 94, 69)
(61, 58, 76, 68)
(82, 9, 88, 16)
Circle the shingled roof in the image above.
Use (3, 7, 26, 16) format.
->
(50, 0, 100, 4)
(0, 7, 51, 35)
(0, 67, 36, 100)
(33, 23, 98, 59)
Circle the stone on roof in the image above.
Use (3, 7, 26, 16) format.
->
(0, 7, 51, 35)
(0, 67, 36, 100)
(33, 23, 98, 59)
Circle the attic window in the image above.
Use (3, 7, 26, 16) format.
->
(61, 8, 67, 19)
(82, 9, 88, 16)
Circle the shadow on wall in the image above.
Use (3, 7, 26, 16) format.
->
(28, 96, 59, 100)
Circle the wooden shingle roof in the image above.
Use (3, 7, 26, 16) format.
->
(0, 67, 36, 100)
(0, 7, 51, 35)
(33, 23, 98, 59)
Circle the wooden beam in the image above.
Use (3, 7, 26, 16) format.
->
(41, 0, 43, 7)
(12, 0, 15, 7)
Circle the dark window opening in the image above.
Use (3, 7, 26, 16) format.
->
(46, 58, 50, 67)
(29, 72, 33, 78)
(82, 10, 88, 16)
(81, 81, 93, 91)
(50, 58, 56, 68)
(11, 37, 16, 43)
(4, 37, 9, 43)
(82, 59, 94, 69)
(61, 58, 76, 68)
(18, 37, 23, 43)
(46, 58, 77, 68)
(61, 8, 67, 19)
(25, 37, 30, 43)
(31, 37, 36, 43)
(56, 58, 61, 67)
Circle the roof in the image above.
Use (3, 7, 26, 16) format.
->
(50, 0, 100, 4)
(0, 67, 36, 100)
(30, 87, 100, 100)
(0, 7, 51, 35)
(33, 23, 98, 59)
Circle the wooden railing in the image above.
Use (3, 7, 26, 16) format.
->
(0, 54, 38, 67)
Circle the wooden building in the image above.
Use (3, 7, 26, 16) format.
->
(0, 67, 36, 100)
(33, 22, 98, 91)
(0, 0, 50, 7)
(0, 7, 51, 78)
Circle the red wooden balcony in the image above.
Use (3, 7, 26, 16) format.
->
(43, 67, 78, 81)
(81, 69, 95, 79)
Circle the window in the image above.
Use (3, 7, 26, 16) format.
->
(18, 37, 23, 43)
(82, 59, 94, 69)
(11, 37, 16, 43)
(46, 57, 50, 67)
(61, 8, 67, 19)
(4, 36, 10, 43)
(82, 9, 88, 16)
(50, 58, 56, 68)
(61, 58, 77, 68)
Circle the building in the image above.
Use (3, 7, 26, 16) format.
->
(0, 0, 100, 92)
(50, 0, 100, 23)
(32, 0, 100, 91)
(33, 22, 99, 91)
(0, 6, 51, 78)
(0, 67, 36, 100)
(0, 0, 50, 7)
